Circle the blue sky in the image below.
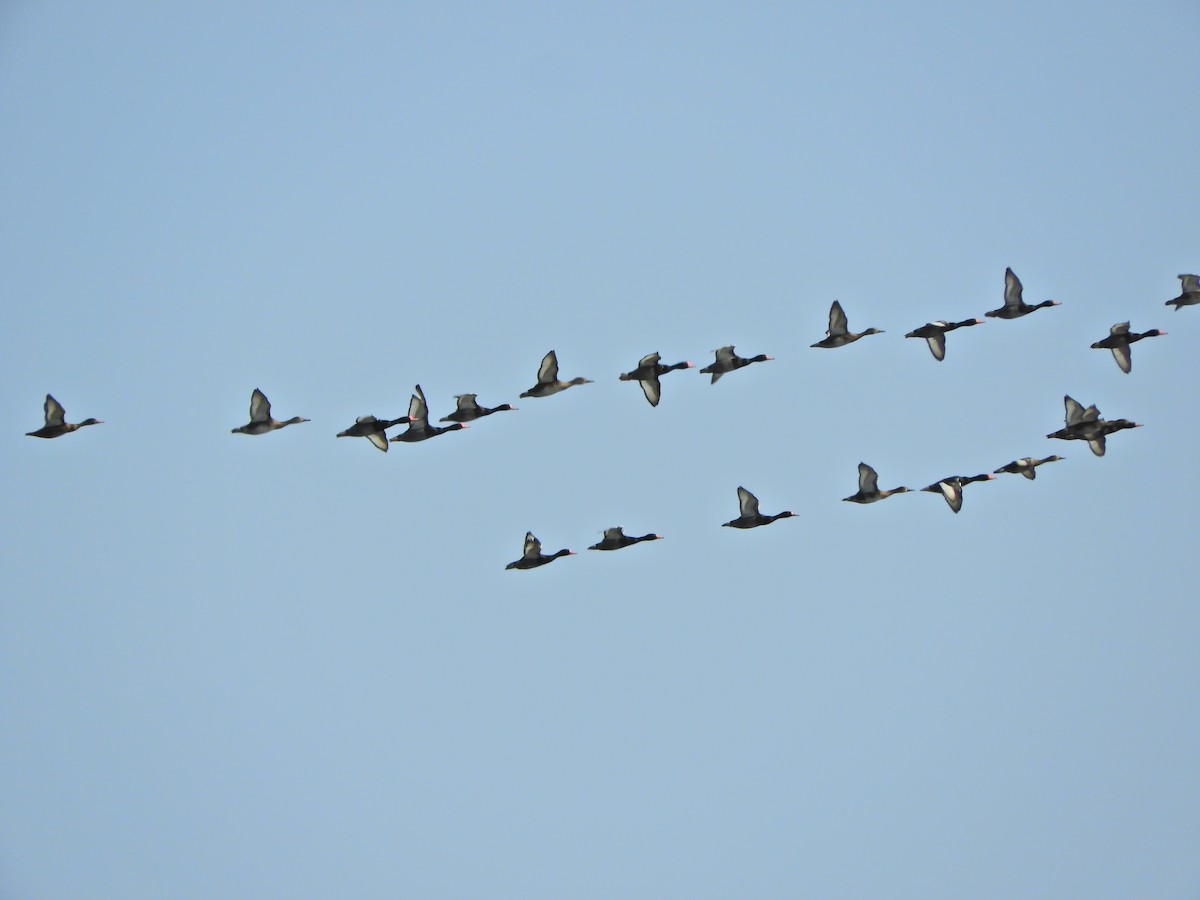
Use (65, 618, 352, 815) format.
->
(2, 2, 1198, 897)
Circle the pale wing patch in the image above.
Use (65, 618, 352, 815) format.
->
(1004, 268, 1024, 307)
(1112, 345, 1132, 374)
(927, 334, 946, 361)
(857, 462, 879, 494)
(828, 301, 848, 336)
(737, 486, 760, 517)
(638, 352, 660, 369)
(523, 532, 542, 559)
(249, 389, 271, 423)
(366, 431, 389, 452)
(639, 376, 662, 407)
(1179, 274, 1200, 293)
(44, 394, 66, 427)
(537, 351, 559, 384)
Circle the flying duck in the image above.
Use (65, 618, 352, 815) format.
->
(1090, 322, 1165, 373)
(699, 346, 772, 383)
(1166, 274, 1200, 311)
(439, 394, 516, 423)
(1046, 395, 1140, 457)
(336, 413, 410, 452)
(519, 350, 592, 398)
(984, 268, 1060, 319)
(993, 455, 1064, 480)
(588, 527, 663, 551)
(722, 486, 795, 528)
(25, 394, 102, 439)
(505, 531, 575, 569)
(619, 352, 692, 406)
(811, 300, 884, 348)
(904, 318, 984, 361)
(391, 385, 467, 443)
(919, 473, 995, 513)
(843, 462, 909, 504)
(231, 388, 309, 435)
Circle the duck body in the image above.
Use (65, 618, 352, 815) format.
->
(619, 352, 692, 406)
(391, 385, 467, 443)
(904, 318, 984, 361)
(994, 455, 1063, 480)
(588, 527, 663, 550)
(25, 394, 103, 439)
(699, 346, 772, 383)
(519, 350, 592, 398)
(439, 394, 516, 423)
(920, 473, 995, 513)
(231, 388, 309, 434)
(1166, 274, 1200, 310)
(984, 268, 1060, 319)
(1090, 322, 1165, 373)
(811, 300, 884, 348)
(722, 486, 795, 528)
(506, 532, 575, 569)
(843, 462, 909, 503)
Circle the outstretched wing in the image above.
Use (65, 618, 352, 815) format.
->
(602, 527, 625, 541)
(639, 374, 662, 407)
(1111, 345, 1132, 374)
(857, 462, 879, 494)
(1004, 268, 1024, 308)
(637, 352, 661, 368)
(522, 531, 542, 559)
(828, 301, 849, 336)
(736, 486, 760, 517)
(1088, 436, 1106, 457)
(43, 394, 66, 427)
(455, 394, 480, 412)
(249, 389, 271, 423)
(1064, 395, 1085, 427)
(939, 481, 963, 513)
(713, 345, 736, 363)
(408, 385, 429, 425)
(1179, 274, 1200, 293)
(926, 333, 946, 361)
(1109, 322, 1130, 336)
(366, 431, 389, 452)
(537, 351, 559, 384)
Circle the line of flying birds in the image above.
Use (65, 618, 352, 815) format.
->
(24, 270, 1199, 569)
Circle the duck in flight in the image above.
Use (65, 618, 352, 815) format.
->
(1090, 322, 1165, 373)
(1166, 274, 1200, 311)
(231, 388, 309, 435)
(811, 300, 884, 348)
(336, 413, 411, 452)
(722, 486, 795, 528)
(904, 318, 984, 361)
(843, 462, 909, 504)
(993, 455, 1063, 480)
(1046, 395, 1140, 457)
(588, 527, 663, 551)
(505, 531, 575, 569)
(25, 394, 103, 439)
(439, 394, 516, 423)
(984, 268, 1060, 319)
(619, 352, 692, 406)
(699, 346, 772, 383)
(919, 473, 994, 513)
(391, 385, 467, 443)
(519, 350, 592, 398)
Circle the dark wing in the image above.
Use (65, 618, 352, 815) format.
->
(1004, 268, 1024, 308)
(43, 394, 66, 427)
(537, 351, 559, 384)
(736, 486, 760, 517)
(713, 345, 736, 363)
(1179, 274, 1200, 293)
(602, 527, 624, 541)
(249, 389, 271, 423)
(455, 394, 480, 412)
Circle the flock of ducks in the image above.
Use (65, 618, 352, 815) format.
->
(26, 271, 1200, 569)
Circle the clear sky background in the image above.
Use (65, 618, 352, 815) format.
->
(2, 2, 1198, 897)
